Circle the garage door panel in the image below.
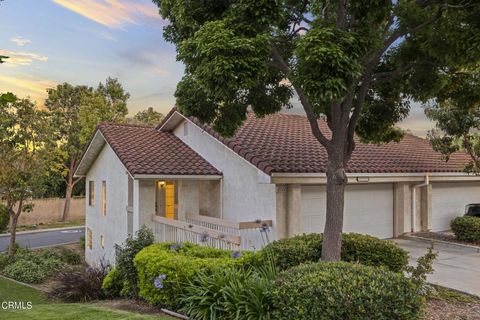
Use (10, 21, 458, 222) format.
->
(432, 182, 480, 231)
(301, 183, 393, 239)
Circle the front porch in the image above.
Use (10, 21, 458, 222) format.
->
(127, 176, 272, 250)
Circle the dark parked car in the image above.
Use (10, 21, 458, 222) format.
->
(465, 204, 480, 217)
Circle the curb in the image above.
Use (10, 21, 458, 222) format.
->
(0, 274, 41, 291)
(403, 234, 480, 253)
(0, 226, 85, 238)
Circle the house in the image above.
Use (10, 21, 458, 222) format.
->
(75, 108, 480, 265)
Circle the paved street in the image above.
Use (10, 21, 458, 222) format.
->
(394, 238, 480, 297)
(0, 227, 85, 252)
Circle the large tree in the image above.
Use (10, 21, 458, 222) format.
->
(130, 107, 164, 126)
(426, 68, 480, 173)
(45, 78, 130, 221)
(0, 94, 53, 256)
(153, 0, 480, 260)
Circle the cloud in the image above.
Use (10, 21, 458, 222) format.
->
(118, 49, 170, 76)
(0, 74, 57, 105)
(10, 37, 31, 47)
(0, 50, 48, 66)
(52, 0, 166, 30)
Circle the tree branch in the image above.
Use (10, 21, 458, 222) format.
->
(270, 45, 332, 149)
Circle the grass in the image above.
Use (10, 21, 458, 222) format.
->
(2, 304, 172, 319)
(0, 276, 172, 320)
(433, 285, 480, 304)
(0, 276, 46, 304)
(11, 219, 85, 233)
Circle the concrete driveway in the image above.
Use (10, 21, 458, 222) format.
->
(394, 238, 480, 297)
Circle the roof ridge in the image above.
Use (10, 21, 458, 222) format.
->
(99, 122, 155, 129)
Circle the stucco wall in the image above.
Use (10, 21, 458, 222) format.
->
(3, 197, 85, 225)
(85, 144, 129, 265)
(173, 119, 277, 239)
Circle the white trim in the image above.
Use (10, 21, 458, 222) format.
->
(73, 130, 106, 177)
(161, 111, 272, 182)
(133, 174, 223, 180)
(271, 172, 478, 178)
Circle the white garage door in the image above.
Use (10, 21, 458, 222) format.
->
(431, 182, 480, 231)
(301, 183, 394, 239)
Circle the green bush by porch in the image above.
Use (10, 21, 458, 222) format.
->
(133, 242, 247, 309)
(254, 233, 409, 272)
(451, 216, 480, 242)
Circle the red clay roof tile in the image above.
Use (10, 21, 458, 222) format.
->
(98, 123, 221, 176)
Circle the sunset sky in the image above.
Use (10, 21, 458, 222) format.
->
(0, 0, 433, 136)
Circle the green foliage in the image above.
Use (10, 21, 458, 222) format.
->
(405, 244, 438, 296)
(258, 233, 409, 272)
(272, 262, 424, 320)
(0, 203, 9, 232)
(134, 242, 242, 309)
(114, 226, 154, 297)
(102, 268, 124, 297)
(131, 107, 164, 126)
(3, 259, 47, 284)
(181, 267, 274, 320)
(0, 248, 77, 283)
(79, 236, 85, 248)
(451, 216, 480, 242)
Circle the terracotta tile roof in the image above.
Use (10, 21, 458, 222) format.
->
(98, 123, 221, 176)
(181, 112, 470, 175)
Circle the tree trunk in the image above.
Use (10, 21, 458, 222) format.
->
(62, 182, 73, 222)
(8, 214, 19, 257)
(321, 152, 348, 261)
(62, 164, 76, 222)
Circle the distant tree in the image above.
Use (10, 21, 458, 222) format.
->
(0, 94, 53, 256)
(131, 107, 164, 126)
(153, 0, 480, 260)
(426, 68, 480, 173)
(0, 56, 7, 64)
(45, 78, 130, 221)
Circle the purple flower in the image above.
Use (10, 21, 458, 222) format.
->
(153, 274, 167, 289)
(199, 232, 209, 243)
(170, 242, 183, 251)
(231, 251, 242, 259)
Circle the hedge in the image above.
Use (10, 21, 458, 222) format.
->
(273, 262, 424, 320)
(451, 216, 480, 242)
(256, 233, 409, 272)
(134, 242, 249, 309)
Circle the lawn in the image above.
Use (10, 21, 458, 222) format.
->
(0, 277, 172, 320)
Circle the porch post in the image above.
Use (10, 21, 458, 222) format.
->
(420, 184, 432, 231)
(132, 179, 141, 233)
(287, 184, 302, 237)
(393, 182, 411, 237)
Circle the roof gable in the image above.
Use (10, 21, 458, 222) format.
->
(75, 123, 221, 177)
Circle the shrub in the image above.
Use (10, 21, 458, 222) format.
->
(451, 216, 480, 242)
(273, 262, 424, 320)
(3, 260, 47, 283)
(60, 249, 82, 265)
(48, 262, 110, 302)
(102, 268, 123, 297)
(182, 267, 274, 320)
(79, 236, 85, 248)
(0, 253, 9, 270)
(0, 204, 9, 233)
(114, 226, 154, 297)
(258, 233, 409, 272)
(134, 242, 243, 309)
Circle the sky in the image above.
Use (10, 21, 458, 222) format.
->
(0, 0, 433, 136)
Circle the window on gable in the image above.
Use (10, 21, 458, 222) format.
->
(102, 181, 106, 216)
(87, 228, 93, 250)
(183, 122, 188, 136)
(100, 235, 105, 249)
(88, 181, 95, 207)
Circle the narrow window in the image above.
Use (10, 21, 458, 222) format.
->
(88, 181, 95, 207)
(87, 228, 93, 249)
(100, 235, 105, 249)
(102, 181, 106, 216)
(183, 122, 188, 136)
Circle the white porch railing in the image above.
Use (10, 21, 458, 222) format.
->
(152, 214, 273, 251)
